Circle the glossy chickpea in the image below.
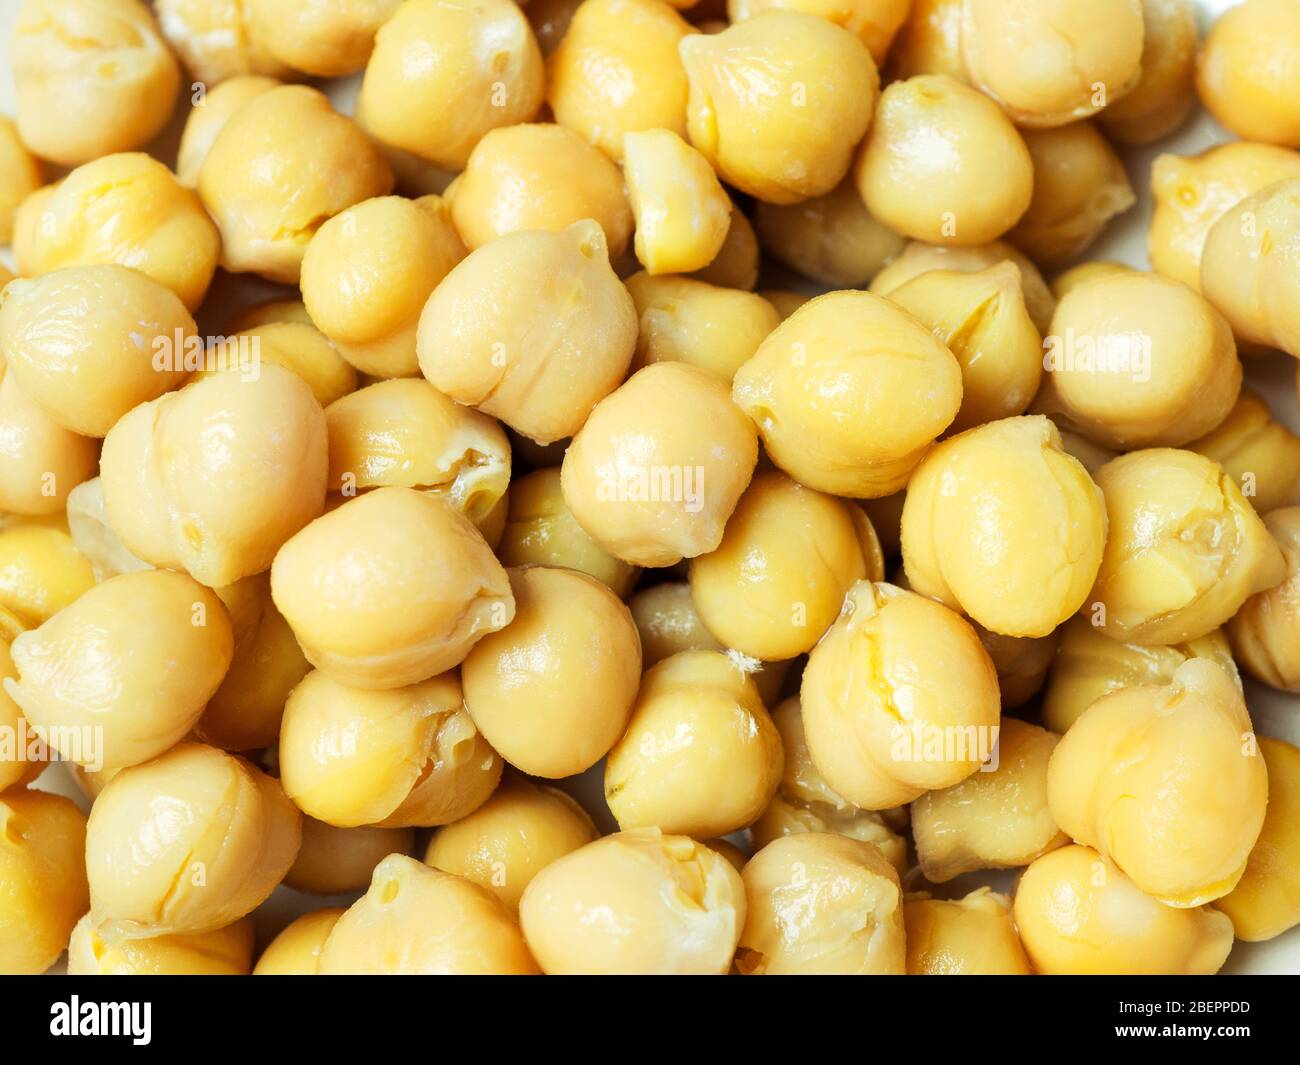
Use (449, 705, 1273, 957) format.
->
(961, 0, 1144, 129)
(64, 479, 150, 583)
(155, 0, 287, 85)
(1050, 259, 1134, 300)
(690, 205, 761, 290)
(1197, 0, 1300, 148)
(0, 520, 94, 627)
(728, 0, 909, 62)
(1089, 449, 1285, 645)
(0, 634, 44, 793)
(1014, 845, 1234, 974)
(271, 488, 513, 689)
(680, 13, 879, 204)
(280, 668, 502, 828)
(69, 914, 256, 976)
(418, 221, 636, 444)
(425, 775, 598, 915)
(0, 367, 98, 517)
(628, 581, 724, 665)
(856, 75, 1033, 246)
(0, 118, 40, 246)
(625, 130, 731, 274)
(198, 85, 394, 283)
(974, 623, 1058, 709)
(905, 889, 1032, 975)
(738, 833, 905, 975)
(176, 75, 281, 186)
(1098, 0, 1198, 144)
(253, 910, 343, 976)
(10, 184, 53, 278)
(285, 819, 414, 895)
(1189, 389, 1300, 515)
(245, 0, 401, 77)
(12, 0, 180, 166)
(888, 0, 964, 82)
(1228, 507, 1300, 691)
(228, 299, 314, 333)
(217, 323, 357, 408)
(519, 829, 745, 975)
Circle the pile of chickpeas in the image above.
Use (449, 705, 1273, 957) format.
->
(3, 0, 1300, 978)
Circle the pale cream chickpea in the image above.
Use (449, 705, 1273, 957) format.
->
(100, 365, 327, 589)
(624, 129, 731, 274)
(245, 0, 402, 77)
(1189, 388, 1300, 515)
(1201, 178, 1300, 359)
(155, 0, 288, 86)
(904, 889, 1032, 975)
(604, 651, 783, 837)
(974, 623, 1059, 709)
(901, 416, 1106, 638)
(1228, 507, 1300, 692)
(750, 696, 908, 873)
(1089, 448, 1285, 645)
(449, 124, 634, 256)
(754, 178, 906, 288)
(10, 183, 54, 278)
(253, 909, 344, 976)
(5, 571, 233, 770)
(1217, 738, 1300, 942)
(270, 488, 514, 689)
(690, 205, 761, 290)
(626, 272, 780, 383)
(320, 854, 538, 974)
(0, 789, 88, 974)
(679, 12, 880, 204)
(732, 291, 961, 499)
(69, 914, 256, 976)
(213, 323, 357, 409)
(0, 634, 45, 793)
(198, 85, 394, 284)
(418, 221, 636, 444)
(760, 289, 812, 320)
(1037, 271, 1241, 450)
(0, 519, 95, 627)
(1197, 0, 1300, 149)
(64, 478, 151, 583)
(1048, 659, 1267, 907)
(228, 299, 314, 334)
(911, 718, 1068, 882)
(888, 0, 965, 82)
(1050, 259, 1134, 300)
(856, 75, 1034, 246)
(359, 0, 543, 171)
(800, 581, 1001, 809)
(1015, 845, 1234, 974)
(728, 0, 910, 63)
(1149, 141, 1300, 290)
(961, 0, 1144, 129)
(302, 196, 465, 378)
(547, 0, 694, 162)
(497, 468, 639, 597)
(285, 819, 415, 895)
(562, 362, 758, 567)
(12, 0, 181, 166)
(463, 566, 641, 778)
(0, 117, 40, 246)
(279, 668, 502, 828)
(86, 743, 301, 938)
(1098, 0, 1198, 145)
(689, 471, 882, 660)
(737, 833, 905, 976)
(325, 378, 511, 543)
(887, 262, 1043, 433)
(1008, 122, 1136, 267)
(425, 774, 599, 915)
(0, 264, 193, 438)
(519, 829, 745, 975)
(1042, 615, 1239, 735)
(176, 75, 281, 186)
(0, 366, 98, 517)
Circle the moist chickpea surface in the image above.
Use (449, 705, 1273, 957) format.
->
(285, 819, 414, 895)
(1189, 388, 1300, 514)
(0, 519, 95, 627)
(690, 204, 761, 290)
(904, 889, 1032, 975)
(0, 365, 98, 517)
(155, 0, 286, 86)
(69, 914, 256, 976)
(175, 75, 281, 186)
(253, 910, 343, 976)
(1197, 0, 1300, 148)
(888, 0, 965, 83)
(728, 0, 909, 62)
(245, 0, 401, 77)
(1099, 0, 1198, 144)
(0, 634, 43, 793)
(0, 116, 40, 245)
(221, 322, 358, 409)
(1228, 507, 1300, 691)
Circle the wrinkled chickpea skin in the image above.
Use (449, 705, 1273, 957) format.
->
(904, 889, 1032, 975)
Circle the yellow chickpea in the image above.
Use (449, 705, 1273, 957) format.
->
(10, 183, 54, 278)
(64, 478, 151, 583)
(1188, 388, 1300, 515)
(1049, 260, 1134, 301)
(904, 889, 1033, 975)
(1098, 0, 1198, 145)
(1228, 507, 1300, 692)
(0, 367, 98, 517)
(974, 623, 1059, 709)
(284, 818, 414, 895)
(176, 75, 281, 186)
(760, 289, 812, 320)
(0, 117, 40, 246)
(210, 323, 357, 409)
(628, 581, 724, 665)
(0, 633, 45, 793)
(690, 205, 761, 290)
(253, 910, 343, 975)
(245, 0, 402, 77)
(69, 914, 256, 976)
(155, 0, 288, 85)
(0, 520, 94, 628)
(280, 668, 502, 828)
(728, 0, 909, 63)
(887, 0, 965, 82)
(1197, 0, 1300, 149)
(624, 130, 731, 274)
(680, 12, 879, 204)
(227, 299, 314, 334)
(1089, 448, 1285, 645)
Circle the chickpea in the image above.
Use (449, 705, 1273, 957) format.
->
(464, 566, 640, 778)
(961, 0, 1144, 129)
(69, 914, 255, 976)
(279, 668, 502, 828)
(198, 85, 394, 284)
(679, 13, 879, 204)
(0, 520, 94, 627)
(1049, 259, 1134, 300)
(359, 0, 543, 171)
(12, 0, 181, 166)
(86, 743, 301, 938)
(733, 291, 961, 498)
(1098, 0, 1198, 145)
(1198, 0, 1300, 148)
(319, 854, 538, 974)
(0, 265, 193, 438)
(737, 833, 905, 975)
(902, 416, 1106, 638)
(754, 178, 905, 288)
(155, 0, 287, 85)
(627, 273, 780, 383)
(1189, 389, 1300, 516)
(519, 829, 745, 975)
(1014, 845, 1234, 975)
(888, 0, 964, 82)
(228, 299, 315, 334)
(690, 205, 761, 290)
(629, 581, 724, 665)
(272, 488, 513, 688)
(887, 262, 1043, 433)
(0, 789, 88, 974)
(0, 634, 45, 793)
(760, 289, 812, 320)
(0, 117, 40, 246)
(728, 0, 909, 63)
(1089, 449, 1285, 645)
(625, 130, 731, 275)
(5, 571, 232, 770)
(425, 774, 598, 915)
(1228, 507, 1300, 691)
(210, 323, 357, 409)
(1217, 738, 1300, 942)
(10, 183, 54, 278)
(245, 0, 401, 77)
(1037, 271, 1241, 450)
(974, 624, 1058, 709)
(904, 889, 1032, 975)
(0, 367, 98, 517)
(856, 75, 1033, 246)
(253, 909, 343, 976)
(285, 819, 414, 895)
(65, 478, 151, 583)
(176, 75, 281, 186)
(1042, 615, 1239, 735)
